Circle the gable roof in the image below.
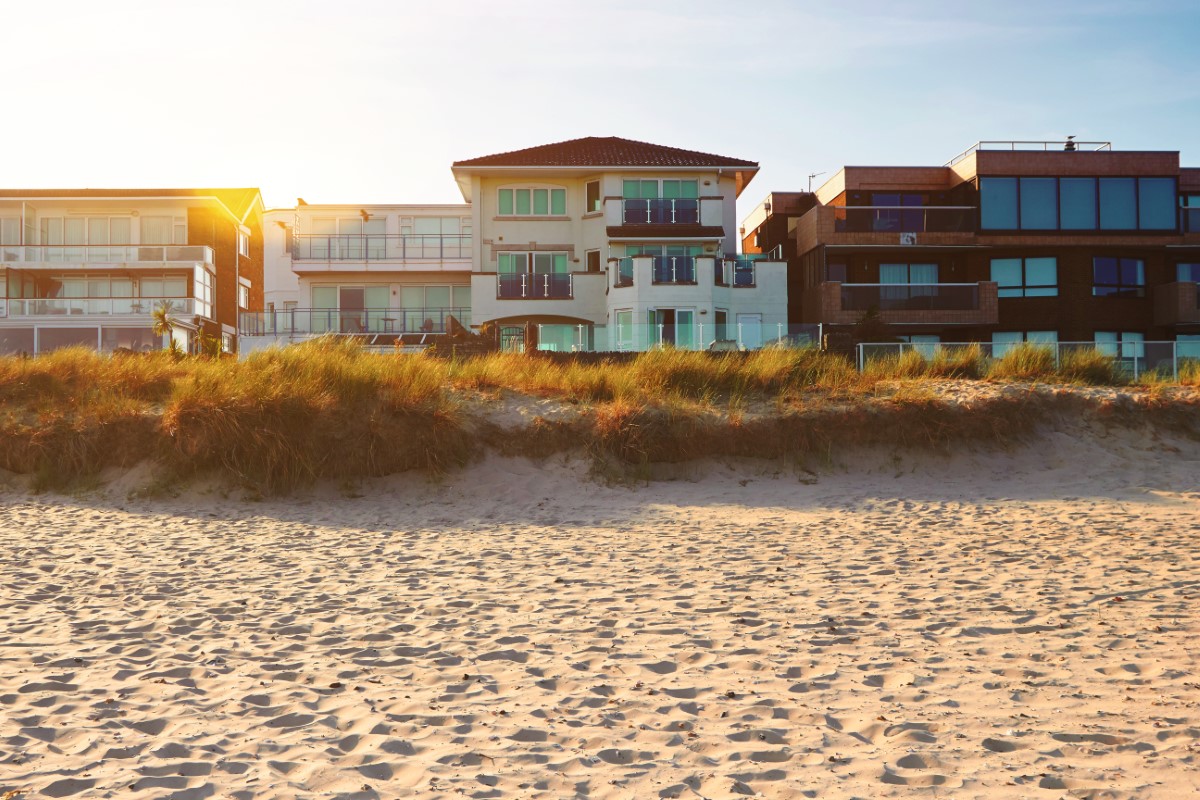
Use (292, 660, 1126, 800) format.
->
(453, 136, 758, 169)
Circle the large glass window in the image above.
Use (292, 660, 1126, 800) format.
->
(990, 257, 1057, 297)
(1138, 177, 1177, 230)
(1099, 178, 1137, 230)
(1095, 331, 1144, 359)
(1092, 256, 1145, 297)
(992, 330, 1058, 357)
(979, 177, 1018, 230)
(1019, 178, 1058, 230)
(1059, 177, 1097, 230)
(1177, 263, 1200, 283)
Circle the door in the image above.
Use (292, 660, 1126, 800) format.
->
(736, 313, 763, 350)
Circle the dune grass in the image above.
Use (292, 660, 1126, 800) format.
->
(0, 338, 1196, 493)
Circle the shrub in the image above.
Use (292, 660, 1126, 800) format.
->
(987, 344, 1056, 382)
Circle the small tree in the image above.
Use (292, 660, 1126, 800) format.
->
(151, 301, 184, 359)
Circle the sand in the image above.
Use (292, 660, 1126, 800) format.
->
(2, 422, 1199, 799)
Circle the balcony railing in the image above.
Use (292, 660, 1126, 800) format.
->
(291, 234, 471, 261)
(716, 259, 757, 287)
(240, 307, 470, 336)
(5, 297, 196, 317)
(944, 140, 1113, 167)
(497, 273, 573, 299)
(841, 283, 981, 312)
(622, 198, 700, 225)
(652, 256, 697, 284)
(0, 245, 214, 265)
(833, 206, 975, 233)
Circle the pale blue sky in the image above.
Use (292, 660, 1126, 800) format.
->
(6, 0, 1198, 215)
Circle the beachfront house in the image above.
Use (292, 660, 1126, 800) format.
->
(242, 202, 472, 353)
(451, 137, 788, 352)
(0, 189, 263, 356)
(742, 140, 1200, 360)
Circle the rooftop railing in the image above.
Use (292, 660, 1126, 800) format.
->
(0, 245, 214, 265)
(240, 307, 470, 336)
(497, 273, 573, 299)
(833, 206, 976, 233)
(292, 234, 471, 261)
(840, 283, 981, 312)
(944, 140, 1113, 167)
(622, 198, 700, 225)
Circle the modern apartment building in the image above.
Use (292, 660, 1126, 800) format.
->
(244, 202, 472, 352)
(451, 137, 787, 351)
(0, 189, 263, 355)
(742, 140, 1200, 356)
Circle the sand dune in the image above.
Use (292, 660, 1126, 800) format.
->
(2, 422, 1199, 799)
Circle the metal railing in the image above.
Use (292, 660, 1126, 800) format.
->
(944, 140, 1113, 167)
(497, 273, 573, 299)
(857, 339, 1194, 381)
(833, 206, 975, 233)
(622, 198, 700, 225)
(841, 283, 980, 312)
(5, 297, 196, 316)
(526, 322, 822, 353)
(652, 256, 697, 284)
(716, 259, 757, 287)
(613, 258, 634, 287)
(0, 245, 214, 265)
(239, 307, 470, 336)
(291, 234, 471, 261)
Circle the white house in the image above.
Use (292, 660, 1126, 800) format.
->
(451, 137, 788, 351)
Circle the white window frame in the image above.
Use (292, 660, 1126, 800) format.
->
(497, 185, 568, 217)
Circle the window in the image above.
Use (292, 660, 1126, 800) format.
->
(585, 250, 600, 273)
(982, 175, 1178, 232)
(615, 310, 634, 351)
(1178, 335, 1200, 360)
(498, 252, 569, 274)
(1095, 331, 1144, 359)
(1019, 178, 1057, 230)
(714, 308, 728, 341)
(1177, 263, 1200, 283)
(586, 181, 601, 213)
(238, 230, 250, 257)
(1092, 257, 1145, 297)
(990, 257, 1058, 297)
(624, 244, 703, 257)
(238, 283, 250, 309)
(194, 266, 214, 319)
(498, 187, 566, 217)
(1183, 194, 1200, 232)
(979, 177, 1018, 230)
(880, 263, 938, 283)
(622, 179, 698, 199)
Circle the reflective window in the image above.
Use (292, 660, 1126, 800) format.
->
(1019, 178, 1058, 230)
(980, 177, 1018, 229)
(1092, 256, 1145, 297)
(1177, 263, 1200, 282)
(1059, 177, 1097, 230)
(1138, 177, 1176, 230)
(1099, 178, 1137, 230)
(991, 257, 1058, 297)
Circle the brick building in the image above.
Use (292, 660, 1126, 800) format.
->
(742, 140, 1200, 356)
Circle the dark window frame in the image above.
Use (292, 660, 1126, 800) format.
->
(990, 256, 1059, 297)
(1092, 256, 1146, 298)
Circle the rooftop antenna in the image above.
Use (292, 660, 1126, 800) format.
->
(1064, 136, 1077, 152)
(808, 171, 825, 192)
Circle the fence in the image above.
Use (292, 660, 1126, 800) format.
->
(525, 322, 822, 353)
(856, 340, 1198, 380)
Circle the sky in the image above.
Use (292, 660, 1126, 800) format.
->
(5, 0, 1198, 218)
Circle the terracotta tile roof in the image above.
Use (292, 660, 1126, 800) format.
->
(454, 137, 758, 169)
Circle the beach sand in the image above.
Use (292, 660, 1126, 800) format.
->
(2, 423, 1199, 799)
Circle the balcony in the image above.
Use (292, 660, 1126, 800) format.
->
(239, 307, 470, 336)
(716, 259, 757, 287)
(291, 234, 471, 262)
(497, 273, 573, 300)
(805, 282, 999, 326)
(622, 198, 700, 225)
(652, 256, 697, 284)
(0, 245, 214, 268)
(1153, 282, 1200, 327)
(833, 206, 975, 233)
(4, 297, 196, 318)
